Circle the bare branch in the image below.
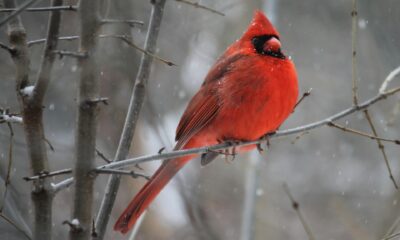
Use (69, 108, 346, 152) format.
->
(86, 97, 109, 105)
(91, 218, 98, 238)
(53, 50, 88, 58)
(380, 66, 400, 94)
(69, 0, 100, 239)
(96, 148, 111, 163)
(0, 41, 16, 54)
(0, 213, 32, 240)
(383, 216, 400, 240)
(95, 169, 150, 181)
(50, 168, 151, 194)
(386, 86, 400, 95)
(24, 70, 400, 197)
(381, 232, 400, 240)
(52, 178, 73, 194)
(350, 0, 398, 190)
(293, 88, 312, 112)
(387, 99, 400, 126)
(99, 34, 176, 66)
(63, 219, 82, 232)
(0, 110, 23, 124)
(240, 156, 261, 240)
(351, 0, 359, 105)
(328, 121, 400, 145)
(283, 183, 315, 240)
(95, 0, 167, 238)
(43, 137, 55, 151)
(363, 109, 398, 189)
(94, 87, 400, 171)
(32, 0, 63, 104)
(0, 0, 43, 28)
(2, 0, 55, 238)
(27, 34, 176, 66)
(291, 131, 310, 144)
(3, 0, 30, 90)
(100, 19, 144, 27)
(28, 35, 79, 46)
(23, 168, 72, 181)
(0, 123, 30, 240)
(0, 123, 14, 213)
(0, 5, 77, 12)
(175, 0, 224, 16)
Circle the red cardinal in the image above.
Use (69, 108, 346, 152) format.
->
(114, 10, 298, 234)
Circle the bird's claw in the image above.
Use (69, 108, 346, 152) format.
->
(257, 143, 264, 154)
(258, 132, 275, 153)
(222, 140, 239, 163)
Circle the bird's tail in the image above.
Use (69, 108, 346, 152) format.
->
(114, 151, 194, 234)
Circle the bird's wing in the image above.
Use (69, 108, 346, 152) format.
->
(175, 88, 219, 149)
(175, 53, 248, 150)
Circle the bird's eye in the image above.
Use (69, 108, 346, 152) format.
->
(252, 35, 285, 59)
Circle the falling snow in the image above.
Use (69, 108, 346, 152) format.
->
(358, 19, 368, 29)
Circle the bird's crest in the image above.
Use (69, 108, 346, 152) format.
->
(242, 10, 280, 39)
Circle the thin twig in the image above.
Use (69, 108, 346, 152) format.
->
(28, 35, 79, 46)
(349, 0, 398, 190)
(23, 168, 72, 181)
(328, 121, 400, 145)
(363, 109, 398, 189)
(63, 219, 82, 232)
(0, 0, 43, 28)
(27, 34, 176, 66)
(95, 1, 167, 238)
(91, 218, 97, 238)
(384, 215, 400, 238)
(381, 232, 400, 240)
(100, 19, 144, 27)
(175, 0, 224, 16)
(0, 41, 15, 53)
(293, 88, 312, 112)
(0, 5, 76, 12)
(32, 0, 63, 104)
(283, 183, 315, 240)
(380, 66, 400, 94)
(86, 97, 109, 105)
(95, 169, 150, 181)
(30, 0, 62, 164)
(96, 148, 111, 163)
(43, 137, 55, 151)
(53, 50, 87, 58)
(0, 110, 23, 124)
(52, 178, 73, 194)
(291, 131, 310, 144)
(351, 0, 359, 105)
(28, 34, 176, 66)
(387, 99, 400, 126)
(0, 123, 14, 212)
(100, 34, 176, 66)
(0, 213, 32, 240)
(0, 129, 29, 240)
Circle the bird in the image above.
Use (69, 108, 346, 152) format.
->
(114, 10, 299, 234)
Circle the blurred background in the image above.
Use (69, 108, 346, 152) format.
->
(0, 0, 400, 239)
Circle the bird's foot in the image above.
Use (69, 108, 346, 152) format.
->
(222, 140, 241, 163)
(257, 131, 276, 154)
